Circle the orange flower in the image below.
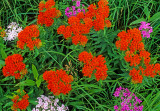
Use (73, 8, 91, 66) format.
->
(129, 54, 141, 66)
(77, 12, 85, 19)
(144, 64, 156, 78)
(43, 69, 73, 95)
(129, 68, 143, 83)
(57, 25, 66, 35)
(116, 28, 143, 52)
(72, 34, 88, 45)
(139, 50, 150, 59)
(11, 92, 29, 111)
(85, 4, 97, 19)
(104, 20, 111, 27)
(57, 0, 111, 45)
(154, 63, 160, 75)
(38, 0, 61, 27)
(93, 15, 104, 31)
(78, 51, 93, 64)
(98, 0, 109, 8)
(79, 51, 108, 81)
(17, 25, 41, 50)
(17, 99, 29, 110)
(38, 1, 45, 12)
(45, 0, 55, 9)
(2, 54, 27, 79)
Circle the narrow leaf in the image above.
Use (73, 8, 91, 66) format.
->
(0, 48, 7, 60)
(149, 12, 160, 22)
(0, 60, 5, 69)
(130, 18, 146, 25)
(36, 79, 41, 87)
(15, 79, 35, 86)
(32, 64, 39, 80)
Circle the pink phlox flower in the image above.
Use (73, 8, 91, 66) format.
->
(114, 105, 118, 109)
(76, 0, 81, 7)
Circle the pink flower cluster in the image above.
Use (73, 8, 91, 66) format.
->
(139, 21, 153, 38)
(113, 87, 143, 111)
(65, 0, 85, 18)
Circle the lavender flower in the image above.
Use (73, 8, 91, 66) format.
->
(113, 87, 143, 111)
(32, 95, 68, 111)
(3, 22, 22, 41)
(139, 21, 153, 38)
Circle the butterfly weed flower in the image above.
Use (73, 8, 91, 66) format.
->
(2, 54, 27, 79)
(37, 0, 61, 27)
(17, 25, 42, 50)
(78, 51, 108, 81)
(11, 89, 29, 111)
(116, 28, 160, 83)
(0, 26, 6, 37)
(57, 15, 92, 46)
(59, 0, 111, 46)
(43, 69, 73, 95)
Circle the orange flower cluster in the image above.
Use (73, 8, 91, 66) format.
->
(43, 69, 73, 95)
(85, 0, 111, 31)
(78, 51, 108, 81)
(11, 89, 29, 111)
(11, 90, 29, 111)
(57, 0, 111, 46)
(0, 26, 6, 37)
(17, 25, 42, 50)
(38, 0, 61, 27)
(2, 54, 27, 79)
(57, 14, 92, 45)
(116, 28, 160, 83)
(116, 28, 144, 52)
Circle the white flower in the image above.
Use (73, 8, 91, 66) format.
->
(3, 22, 22, 41)
(43, 102, 49, 109)
(54, 98, 59, 106)
(32, 108, 36, 111)
(32, 95, 68, 111)
(57, 104, 66, 111)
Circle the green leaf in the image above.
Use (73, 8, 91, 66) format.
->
(0, 60, 5, 69)
(29, 100, 38, 105)
(143, 6, 150, 20)
(3, 101, 13, 108)
(32, 64, 39, 80)
(5, 95, 13, 99)
(130, 18, 146, 25)
(149, 12, 160, 22)
(36, 79, 41, 87)
(15, 79, 35, 86)
(0, 48, 7, 60)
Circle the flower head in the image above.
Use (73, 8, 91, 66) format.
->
(113, 87, 143, 111)
(2, 54, 27, 79)
(43, 69, 73, 95)
(3, 22, 22, 41)
(32, 95, 68, 111)
(11, 90, 29, 111)
(38, 0, 61, 27)
(79, 51, 108, 81)
(139, 21, 153, 38)
(17, 25, 41, 50)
